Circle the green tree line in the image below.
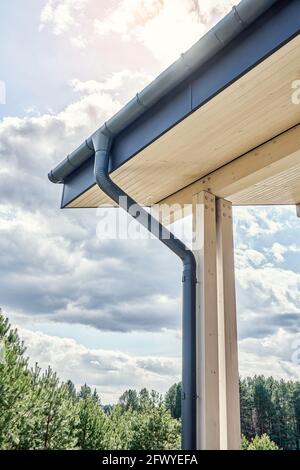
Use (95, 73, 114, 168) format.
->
(164, 379, 300, 449)
(0, 313, 179, 450)
(0, 312, 298, 450)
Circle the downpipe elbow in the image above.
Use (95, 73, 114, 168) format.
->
(183, 251, 197, 280)
(92, 129, 114, 198)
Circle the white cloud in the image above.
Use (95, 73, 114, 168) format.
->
(0, 70, 183, 334)
(233, 207, 300, 326)
(235, 248, 266, 269)
(95, 0, 236, 65)
(40, 0, 88, 35)
(18, 327, 181, 403)
(269, 242, 288, 263)
(234, 206, 284, 238)
(94, 0, 164, 38)
(39, 0, 235, 63)
(268, 242, 300, 264)
(16, 317, 300, 406)
(70, 34, 88, 49)
(0, 69, 149, 173)
(71, 70, 152, 96)
(239, 328, 300, 381)
(237, 266, 300, 316)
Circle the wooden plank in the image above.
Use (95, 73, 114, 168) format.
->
(68, 36, 300, 209)
(192, 191, 220, 450)
(157, 124, 300, 224)
(216, 199, 240, 450)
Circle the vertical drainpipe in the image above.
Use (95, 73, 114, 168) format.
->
(92, 131, 198, 450)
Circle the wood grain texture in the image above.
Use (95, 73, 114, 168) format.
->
(157, 124, 300, 224)
(192, 192, 220, 450)
(216, 199, 240, 450)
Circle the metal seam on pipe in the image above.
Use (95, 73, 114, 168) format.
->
(136, 93, 149, 110)
(214, 31, 225, 45)
(103, 122, 115, 137)
(232, 5, 246, 25)
(67, 155, 76, 168)
(180, 53, 194, 72)
(85, 139, 94, 151)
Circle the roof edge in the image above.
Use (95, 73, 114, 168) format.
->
(49, 0, 279, 184)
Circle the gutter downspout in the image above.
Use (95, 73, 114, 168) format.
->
(92, 131, 197, 451)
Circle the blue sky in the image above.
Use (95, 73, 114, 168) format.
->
(1, 0, 300, 403)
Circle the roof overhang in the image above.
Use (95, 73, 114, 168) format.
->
(54, 0, 300, 209)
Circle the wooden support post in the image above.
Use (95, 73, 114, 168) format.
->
(296, 204, 300, 218)
(216, 199, 241, 450)
(192, 191, 220, 450)
(192, 193, 240, 449)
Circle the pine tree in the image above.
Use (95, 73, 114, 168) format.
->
(165, 382, 181, 419)
(240, 378, 255, 439)
(0, 314, 32, 449)
(253, 376, 274, 436)
(78, 383, 92, 399)
(27, 366, 79, 449)
(104, 405, 134, 450)
(129, 391, 180, 450)
(119, 389, 139, 411)
(4, 308, 300, 451)
(66, 379, 77, 400)
(293, 383, 300, 450)
(271, 379, 294, 449)
(243, 434, 280, 450)
(77, 394, 107, 449)
(139, 387, 150, 404)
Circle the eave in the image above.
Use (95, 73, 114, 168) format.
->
(50, 0, 300, 209)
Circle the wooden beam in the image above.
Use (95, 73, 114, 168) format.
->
(158, 124, 300, 225)
(216, 199, 241, 450)
(192, 191, 220, 450)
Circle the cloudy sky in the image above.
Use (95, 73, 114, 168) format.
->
(1, 0, 300, 403)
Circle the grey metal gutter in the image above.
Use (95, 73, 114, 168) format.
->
(92, 133, 197, 449)
(48, 0, 279, 184)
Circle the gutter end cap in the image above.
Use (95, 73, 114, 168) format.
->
(48, 170, 63, 184)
